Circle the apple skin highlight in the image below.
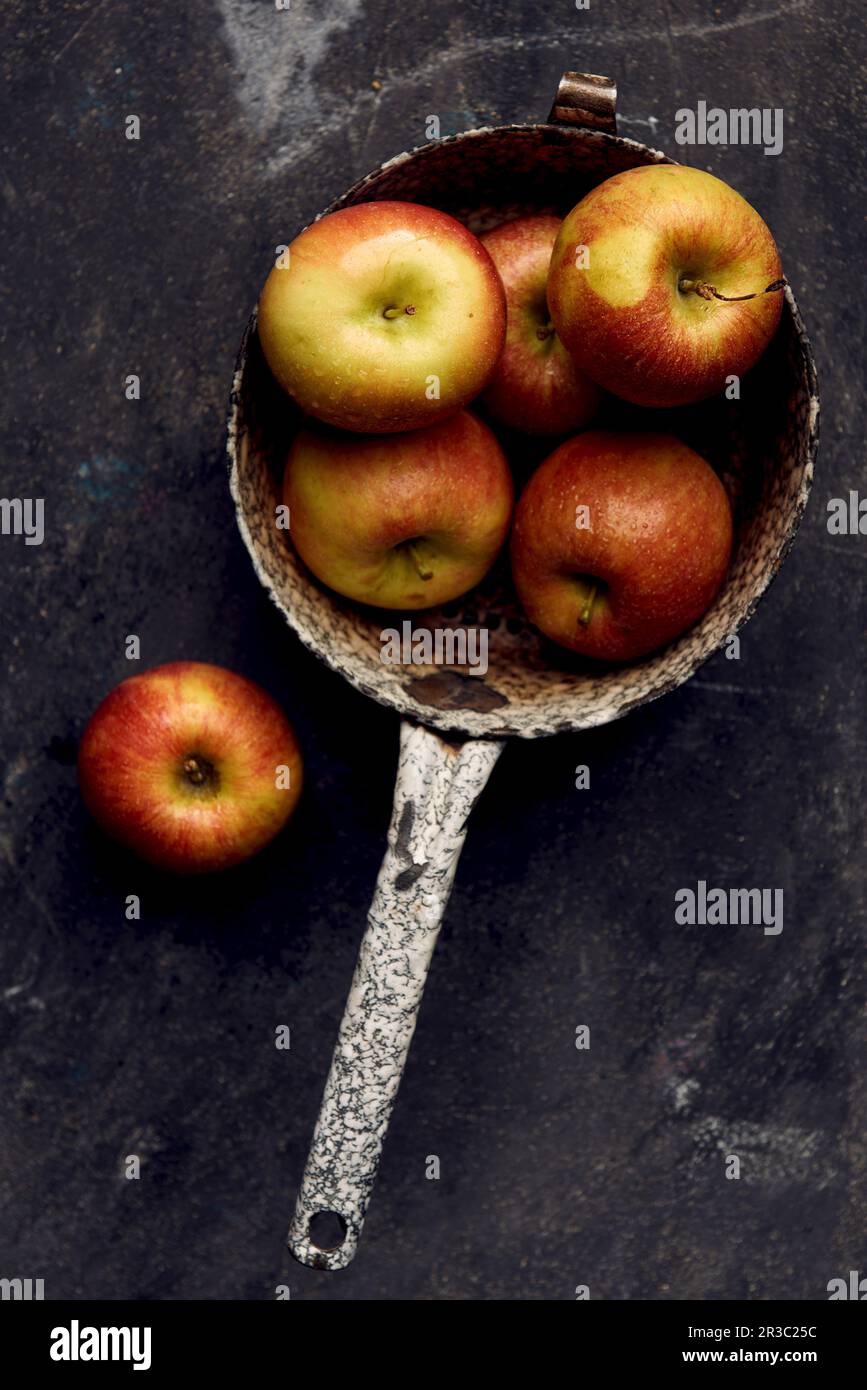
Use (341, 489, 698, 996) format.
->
(258, 200, 507, 434)
(548, 165, 784, 408)
(510, 430, 733, 662)
(78, 662, 303, 873)
(282, 409, 514, 610)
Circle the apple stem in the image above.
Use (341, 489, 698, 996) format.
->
(383, 304, 416, 319)
(678, 275, 787, 303)
(536, 321, 555, 341)
(183, 757, 206, 785)
(578, 582, 598, 628)
(406, 541, 434, 581)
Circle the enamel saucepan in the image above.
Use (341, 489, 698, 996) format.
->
(226, 73, 819, 1270)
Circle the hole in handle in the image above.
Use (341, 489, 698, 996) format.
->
(308, 1210, 348, 1252)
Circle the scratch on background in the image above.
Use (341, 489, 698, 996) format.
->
(213, 0, 811, 174)
(215, 0, 363, 136)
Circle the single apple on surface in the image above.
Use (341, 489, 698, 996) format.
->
(479, 214, 599, 435)
(282, 409, 514, 610)
(78, 662, 303, 873)
(510, 430, 733, 661)
(547, 165, 785, 408)
(258, 200, 507, 434)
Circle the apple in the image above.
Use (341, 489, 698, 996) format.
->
(510, 430, 733, 661)
(78, 662, 303, 873)
(257, 200, 506, 434)
(547, 165, 785, 408)
(479, 214, 599, 435)
(282, 409, 513, 609)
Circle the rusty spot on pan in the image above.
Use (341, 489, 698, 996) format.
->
(407, 672, 510, 712)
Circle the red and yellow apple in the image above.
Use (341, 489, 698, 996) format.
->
(282, 409, 513, 609)
(510, 430, 733, 661)
(480, 214, 599, 435)
(258, 200, 506, 434)
(78, 662, 303, 873)
(547, 165, 784, 408)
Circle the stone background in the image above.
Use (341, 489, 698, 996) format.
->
(0, 0, 864, 1300)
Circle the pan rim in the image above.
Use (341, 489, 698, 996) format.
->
(226, 124, 819, 742)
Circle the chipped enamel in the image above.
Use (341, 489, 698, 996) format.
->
(286, 723, 502, 1268)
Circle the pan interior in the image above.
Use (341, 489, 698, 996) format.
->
(229, 124, 816, 740)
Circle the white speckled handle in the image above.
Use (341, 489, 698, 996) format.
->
(288, 719, 504, 1269)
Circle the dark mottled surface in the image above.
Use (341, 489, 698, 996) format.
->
(0, 0, 864, 1301)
